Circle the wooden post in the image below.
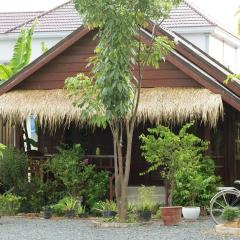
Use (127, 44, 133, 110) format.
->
(109, 174, 115, 201)
(164, 178, 169, 206)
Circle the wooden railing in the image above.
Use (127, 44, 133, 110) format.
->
(28, 153, 116, 199)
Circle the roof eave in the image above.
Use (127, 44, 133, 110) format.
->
(0, 31, 73, 40)
(212, 27, 240, 48)
(168, 25, 216, 34)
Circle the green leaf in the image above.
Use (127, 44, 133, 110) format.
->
(0, 65, 13, 81)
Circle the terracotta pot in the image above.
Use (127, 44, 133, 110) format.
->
(161, 206, 182, 226)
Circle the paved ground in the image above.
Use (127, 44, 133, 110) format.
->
(0, 217, 239, 240)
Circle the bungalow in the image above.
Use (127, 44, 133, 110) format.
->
(1, 0, 240, 73)
(0, 23, 239, 194)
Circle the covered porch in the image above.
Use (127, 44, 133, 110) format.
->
(0, 86, 233, 198)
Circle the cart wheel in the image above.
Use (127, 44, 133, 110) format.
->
(210, 190, 240, 225)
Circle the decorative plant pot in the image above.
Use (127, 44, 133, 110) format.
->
(102, 211, 117, 218)
(43, 208, 52, 219)
(182, 207, 200, 220)
(65, 210, 76, 219)
(78, 213, 88, 218)
(161, 206, 182, 226)
(138, 210, 152, 222)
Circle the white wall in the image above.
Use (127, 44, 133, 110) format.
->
(0, 33, 66, 64)
(181, 33, 209, 52)
(209, 35, 239, 73)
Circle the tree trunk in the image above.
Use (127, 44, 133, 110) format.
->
(112, 120, 134, 222)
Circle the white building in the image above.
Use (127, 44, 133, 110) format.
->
(0, 0, 240, 73)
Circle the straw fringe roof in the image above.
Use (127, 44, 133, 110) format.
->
(0, 88, 223, 129)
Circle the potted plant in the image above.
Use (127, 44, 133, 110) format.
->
(221, 207, 240, 227)
(43, 206, 52, 219)
(77, 203, 87, 218)
(175, 166, 201, 220)
(141, 123, 219, 225)
(136, 186, 156, 222)
(136, 202, 152, 222)
(214, 206, 240, 234)
(63, 197, 78, 218)
(94, 200, 117, 218)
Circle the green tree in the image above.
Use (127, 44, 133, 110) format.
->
(140, 122, 219, 206)
(66, 0, 181, 221)
(0, 24, 35, 83)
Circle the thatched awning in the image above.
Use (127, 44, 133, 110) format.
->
(0, 88, 223, 128)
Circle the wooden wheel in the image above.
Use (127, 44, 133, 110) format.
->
(210, 190, 240, 225)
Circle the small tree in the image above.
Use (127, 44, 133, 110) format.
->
(66, 0, 181, 221)
(140, 122, 216, 206)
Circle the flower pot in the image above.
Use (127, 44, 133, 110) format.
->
(161, 206, 182, 226)
(65, 210, 76, 219)
(182, 207, 200, 220)
(78, 213, 88, 218)
(138, 210, 152, 222)
(102, 211, 117, 218)
(43, 208, 52, 219)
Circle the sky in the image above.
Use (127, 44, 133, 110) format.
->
(0, 0, 240, 33)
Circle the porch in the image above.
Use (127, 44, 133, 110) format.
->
(0, 87, 238, 192)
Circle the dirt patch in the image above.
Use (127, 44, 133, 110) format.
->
(223, 221, 240, 228)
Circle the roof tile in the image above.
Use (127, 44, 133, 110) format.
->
(5, 0, 215, 34)
(0, 11, 43, 33)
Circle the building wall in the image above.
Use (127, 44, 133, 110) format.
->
(1, 28, 240, 73)
(182, 32, 240, 73)
(0, 35, 63, 64)
(181, 33, 209, 52)
(14, 31, 202, 90)
(208, 35, 239, 73)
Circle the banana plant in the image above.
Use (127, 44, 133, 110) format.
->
(0, 23, 35, 83)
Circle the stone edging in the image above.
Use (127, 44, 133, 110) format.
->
(91, 220, 155, 228)
(216, 224, 240, 235)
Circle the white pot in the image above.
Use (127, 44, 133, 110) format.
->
(182, 207, 200, 220)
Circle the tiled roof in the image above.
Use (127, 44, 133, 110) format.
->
(0, 11, 43, 34)
(162, 1, 216, 28)
(5, 0, 216, 34)
(6, 1, 82, 33)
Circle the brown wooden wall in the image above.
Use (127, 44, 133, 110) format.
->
(0, 118, 15, 146)
(15, 31, 202, 90)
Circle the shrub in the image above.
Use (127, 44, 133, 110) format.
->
(19, 177, 65, 213)
(0, 193, 22, 216)
(173, 156, 220, 207)
(93, 200, 117, 213)
(221, 207, 240, 222)
(0, 147, 27, 193)
(136, 185, 156, 212)
(46, 144, 109, 207)
(51, 196, 84, 216)
(140, 122, 220, 207)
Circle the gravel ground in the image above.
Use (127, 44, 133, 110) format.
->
(0, 217, 239, 240)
